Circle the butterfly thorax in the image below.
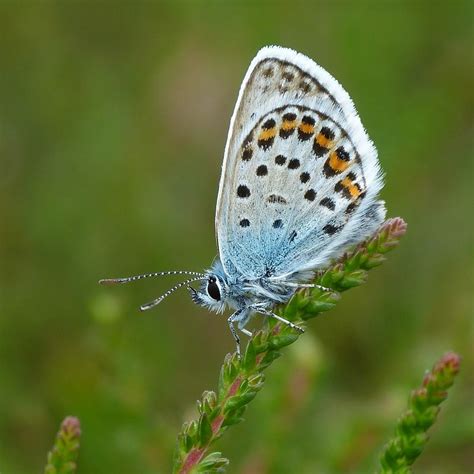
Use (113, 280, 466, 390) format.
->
(189, 257, 312, 316)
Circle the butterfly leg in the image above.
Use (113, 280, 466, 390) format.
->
(256, 308, 304, 334)
(283, 282, 332, 292)
(284, 282, 315, 288)
(227, 310, 243, 357)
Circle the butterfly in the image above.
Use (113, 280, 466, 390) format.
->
(100, 46, 386, 356)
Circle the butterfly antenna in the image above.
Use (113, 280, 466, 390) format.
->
(99, 270, 206, 286)
(140, 276, 207, 312)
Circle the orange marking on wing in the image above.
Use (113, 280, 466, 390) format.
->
(298, 123, 315, 135)
(329, 151, 350, 173)
(281, 120, 296, 131)
(315, 133, 334, 148)
(341, 176, 362, 198)
(258, 128, 276, 141)
(258, 127, 276, 141)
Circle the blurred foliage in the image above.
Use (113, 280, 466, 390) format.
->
(0, 1, 472, 473)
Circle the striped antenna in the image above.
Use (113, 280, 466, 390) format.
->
(99, 270, 206, 286)
(140, 276, 206, 311)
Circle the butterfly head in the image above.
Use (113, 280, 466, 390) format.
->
(188, 259, 229, 313)
(189, 273, 228, 313)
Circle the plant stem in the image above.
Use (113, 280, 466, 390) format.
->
(173, 218, 407, 474)
(378, 352, 461, 473)
(44, 416, 81, 474)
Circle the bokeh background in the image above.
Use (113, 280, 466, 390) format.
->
(0, 2, 472, 473)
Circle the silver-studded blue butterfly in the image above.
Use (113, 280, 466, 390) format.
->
(100, 46, 386, 356)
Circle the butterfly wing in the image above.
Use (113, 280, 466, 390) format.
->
(216, 46, 385, 280)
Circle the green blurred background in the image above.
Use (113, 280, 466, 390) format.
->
(0, 2, 472, 473)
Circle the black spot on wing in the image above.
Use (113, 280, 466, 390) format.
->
(313, 126, 335, 157)
(262, 118, 276, 129)
(320, 127, 335, 139)
(299, 81, 311, 93)
(282, 112, 296, 121)
(279, 128, 294, 139)
(313, 142, 329, 157)
(304, 189, 316, 201)
(267, 194, 287, 204)
(272, 219, 283, 229)
(319, 197, 335, 211)
(298, 115, 316, 141)
(345, 202, 357, 215)
(300, 172, 310, 183)
(275, 155, 286, 166)
(323, 146, 351, 177)
(347, 172, 357, 180)
(288, 159, 300, 169)
(258, 119, 276, 150)
(263, 67, 274, 78)
(280, 112, 296, 139)
(258, 137, 275, 150)
(239, 218, 250, 227)
(323, 224, 340, 235)
(242, 133, 253, 147)
(336, 146, 350, 161)
(242, 148, 253, 161)
(237, 185, 250, 198)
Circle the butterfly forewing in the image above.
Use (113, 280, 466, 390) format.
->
(216, 47, 385, 280)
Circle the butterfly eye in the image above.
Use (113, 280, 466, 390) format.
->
(207, 277, 221, 301)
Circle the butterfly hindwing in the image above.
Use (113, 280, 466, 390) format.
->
(216, 46, 385, 280)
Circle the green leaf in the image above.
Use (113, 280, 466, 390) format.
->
(197, 451, 229, 473)
(302, 294, 339, 318)
(258, 349, 282, 370)
(339, 269, 368, 289)
(269, 332, 299, 350)
(201, 390, 218, 419)
(252, 330, 269, 353)
(198, 413, 213, 447)
(223, 391, 257, 414)
(243, 338, 257, 373)
(247, 373, 265, 390)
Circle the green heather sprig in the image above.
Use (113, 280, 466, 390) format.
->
(378, 352, 461, 474)
(44, 416, 81, 474)
(173, 217, 407, 474)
